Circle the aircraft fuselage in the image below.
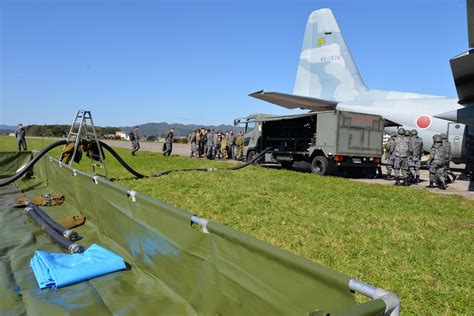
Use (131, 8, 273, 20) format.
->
(337, 97, 467, 162)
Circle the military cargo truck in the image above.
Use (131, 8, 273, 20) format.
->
(234, 110, 384, 176)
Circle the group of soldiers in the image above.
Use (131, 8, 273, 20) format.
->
(385, 128, 455, 190)
(188, 129, 244, 160)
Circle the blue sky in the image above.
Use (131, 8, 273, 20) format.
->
(0, 0, 468, 127)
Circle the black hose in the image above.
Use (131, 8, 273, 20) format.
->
(0, 139, 145, 187)
(25, 206, 84, 254)
(1, 138, 266, 186)
(97, 141, 146, 178)
(223, 147, 272, 170)
(99, 141, 267, 179)
(0, 140, 67, 187)
(153, 148, 271, 178)
(26, 202, 80, 241)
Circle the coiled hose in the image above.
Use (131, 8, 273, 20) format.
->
(26, 202, 80, 241)
(25, 206, 84, 254)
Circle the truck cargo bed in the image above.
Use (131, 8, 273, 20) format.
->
(261, 115, 315, 152)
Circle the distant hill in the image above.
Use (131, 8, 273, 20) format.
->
(0, 125, 15, 135)
(120, 122, 243, 137)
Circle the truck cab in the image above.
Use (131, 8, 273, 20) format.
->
(234, 114, 270, 161)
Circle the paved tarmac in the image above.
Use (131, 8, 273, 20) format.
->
(353, 164, 473, 199)
(104, 140, 194, 157)
(290, 161, 473, 199)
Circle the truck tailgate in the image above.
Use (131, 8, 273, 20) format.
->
(316, 111, 384, 156)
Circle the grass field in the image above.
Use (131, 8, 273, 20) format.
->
(1, 136, 473, 314)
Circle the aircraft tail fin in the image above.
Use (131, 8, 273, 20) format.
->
(294, 8, 367, 101)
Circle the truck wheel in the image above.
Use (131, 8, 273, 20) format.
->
(247, 150, 257, 164)
(311, 156, 329, 175)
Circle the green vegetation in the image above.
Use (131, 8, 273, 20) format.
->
(23, 125, 120, 138)
(1, 136, 473, 314)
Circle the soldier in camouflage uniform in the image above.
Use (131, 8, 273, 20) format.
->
(212, 130, 219, 159)
(220, 132, 228, 159)
(216, 131, 222, 159)
(189, 130, 197, 158)
(206, 129, 214, 160)
(229, 131, 236, 159)
(440, 133, 456, 182)
(15, 124, 28, 152)
(236, 132, 244, 161)
(385, 132, 397, 179)
(200, 128, 207, 158)
(427, 134, 447, 190)
(405, 129, 414, 183)
(393, 128, 411, 186)
(130, 126, 140, 156)
(195, 130, 201, 158)
(163, 128, 174, 156)
(409, 129, 423, 184)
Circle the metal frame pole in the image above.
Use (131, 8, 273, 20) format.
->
(349, 279, 400, 316)
(86, 111, 108, 179)
(69, 110, 84, 166)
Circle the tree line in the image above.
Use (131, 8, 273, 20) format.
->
(25, 125, 120, 138)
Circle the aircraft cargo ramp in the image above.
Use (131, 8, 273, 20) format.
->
(0, 151, 398, 315)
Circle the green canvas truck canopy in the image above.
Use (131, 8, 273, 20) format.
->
(0, 151, 398, 315)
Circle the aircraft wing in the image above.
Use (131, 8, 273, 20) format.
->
(249, 90, 338, 111)
(434, 106, 474, 126)
(383, 118, 402, 127)
(249, 90, 402, 127)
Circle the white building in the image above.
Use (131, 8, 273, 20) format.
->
(116, 131, 129, 140)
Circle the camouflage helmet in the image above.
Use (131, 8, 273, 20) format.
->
(405, 129, 411, 136)
(411, 129, 418, 136)
(440, 133, 448, 140)
(397, 128, 406, 135)
(433, 134, 443, 143)
(390, 131, 397, 137)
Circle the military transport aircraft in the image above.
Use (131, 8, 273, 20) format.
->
(250, 8, 472, 163)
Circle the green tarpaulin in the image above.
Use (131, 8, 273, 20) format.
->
(0, 152, 390, 315)
(0, 152, 32, 178)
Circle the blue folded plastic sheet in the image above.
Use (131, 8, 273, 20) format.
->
(30, 243, 126, 289)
